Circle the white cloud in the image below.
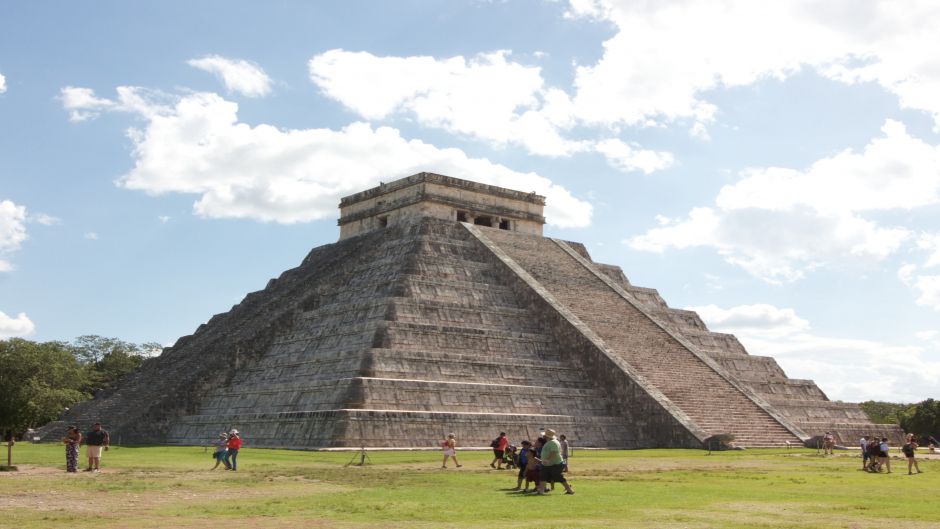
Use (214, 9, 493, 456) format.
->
(917, 232, 940, 268)
(83, 232, 99, 240)
(899, 263, 940, 311)
(0, 72, 6, 94)
(158, 215, 170, 223)
(685, 303, 809, 338)
(0, 311, 34, 339)
(60, 86, 172, 122)
(308, 49, 670, 170)
(0, 200, 28, 272)
(565, 1, 940, 130)
(66, 87, 592, 228)
(692, 302, 939, 402)
(29, 213, 61, 226)
(594, 138, 674, 174)
(187, 55, 273, 98)
(628, 121, 934, 283)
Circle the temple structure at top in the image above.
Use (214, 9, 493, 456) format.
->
(338, 172, 546, 240)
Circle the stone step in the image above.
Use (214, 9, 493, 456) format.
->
(166, 408, 637, 448)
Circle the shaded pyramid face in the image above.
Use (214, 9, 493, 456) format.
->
(41, 217, 899, 448)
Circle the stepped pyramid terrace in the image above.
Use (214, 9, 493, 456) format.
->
(39, 172, 902, 449)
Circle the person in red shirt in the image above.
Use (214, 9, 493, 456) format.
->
(490, 432, 509, 469)
(224, 429, 242, 471)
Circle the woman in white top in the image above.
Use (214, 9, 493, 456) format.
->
(441, 433, 462, 469)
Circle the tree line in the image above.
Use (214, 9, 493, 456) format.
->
(860, 399, 940, 440)
(0, 335, 161, 438)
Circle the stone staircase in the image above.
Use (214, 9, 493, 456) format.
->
(474, 227, 806, 448)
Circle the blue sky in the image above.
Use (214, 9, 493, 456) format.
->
(2, 1, 939, 403)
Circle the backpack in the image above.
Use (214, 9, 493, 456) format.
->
(490, 438, 500, 448)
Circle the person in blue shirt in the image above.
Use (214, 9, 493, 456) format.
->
(513, 440, 531, 490)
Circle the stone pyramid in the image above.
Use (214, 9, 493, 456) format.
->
(39, 173, 899, 448)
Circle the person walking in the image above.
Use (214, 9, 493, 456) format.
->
(859, 435, 869, 471)
(822, 432, 835, 455)
(62, 426, 81, 473)
(878, 437, 892, 474)
(537, 429, 574, 495)
(490, 432, 508, 469)
(903, 434, 923, 475)
(560, 434, 570, 472)
(83, 422, 109, 473)
(441, 433, 462, 468)
(224, 429, 242, 471)
(513, 440, 531, 490)
(211, 432, 228, 470)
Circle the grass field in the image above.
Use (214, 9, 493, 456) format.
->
(1, 443, 938, 528)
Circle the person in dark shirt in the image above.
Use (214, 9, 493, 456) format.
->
(83, 422, 110, 472)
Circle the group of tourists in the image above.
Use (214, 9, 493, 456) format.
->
(210, 429, 243, 471)
(860, 433, 927, 475)
(442, 429, 574, 495)
(61, 422, 110, 473)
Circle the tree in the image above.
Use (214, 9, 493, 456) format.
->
(0, 339, 89, 437)
(859, 400, 911, 425)
(898, 399, 940, 439)
(69, 335, 161, 392)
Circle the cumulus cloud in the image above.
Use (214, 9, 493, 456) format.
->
(899, 263, 940, 311)
(565, 0, 940, 130)
(308, 49, 670, 171)
(0, 311, 34, 339)
(187, 55, 273, 98)
(60, 86, 172, 122)
(685, 303, 809, 338)
(628, 121, 935, 283)
(594, 139, 674, 174)
(690, 302, 939, 402)
(83, 232, 99, 240)
(0, 200, 28, 272)
(0, 72, 6, 94)
(63, 87, 592, 228)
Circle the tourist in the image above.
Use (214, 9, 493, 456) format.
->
(537, 429, 574, 495)
(504, 444, 518, 469)
(823, 431, 835, 455)
(490, 431, 509, 469)
(513, 440, 531, 490)
(867, 437, 881, 472)
(523, 444, 540, 492)
(441, 433, 461, 468)
(83, 422, 109, 473)
(62, 426, 81, 473)
(211, 432, 228, 470)
(902, 434, 922, 475)
(878, 437, 891, 474)
(928, 435, 939, 453)
(859, 435, 869, 471)
(560, 434, 570, 472)
(225, 429, 242, 471)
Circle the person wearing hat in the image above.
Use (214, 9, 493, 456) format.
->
(83, 422, 109, 473)
(537, 429, 574, 495)
(224, 429, 242, 471)
(211, 432, 228, 470)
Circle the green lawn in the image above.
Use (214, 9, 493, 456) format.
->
(1, 444, 938, 528)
